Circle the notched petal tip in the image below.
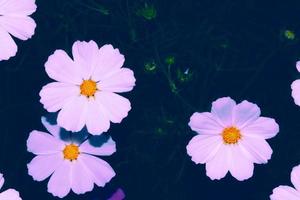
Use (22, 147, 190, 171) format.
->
(212, 96, 236, 105)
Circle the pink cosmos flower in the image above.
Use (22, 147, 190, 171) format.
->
(27, 117, 116, 198)
(291, 61, 300, 106)
(0, 173, 21, 200)
(39, 40, 136, 135)
(270, 165, 300, 199)
(187, 97, 279, 181)
(0, 0, 36, 61)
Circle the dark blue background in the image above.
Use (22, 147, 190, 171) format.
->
(1, 0, 300, 199)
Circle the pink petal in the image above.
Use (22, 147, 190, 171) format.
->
(0, 15, 35, 40)
(45, 50, 83, 84)
(85, 98, 110, 135)
(205, 145, 230, 180)
(47, 161, 71, 198)
(270, 186, 300, 200)
(80, 154, 115, 187)
(186, 135, 222, 164)
(72, 40, 100, 80)
(0, 26, 17, 61)
(108, 188, 125, 200)
(291, 80, 300, 106)
(96, 92, 131, 123)
(211, 97, 236, 127)
(57, 96, 88, 132)
(70, 159, 94, 195)
(291, 165, 300, 192)
(233, 100, 261, 129)
(0, 174, 3, 190)
(188, 112, 223, 135)
(39, 82, 79, 112)
(229, 145, 254, 181)
(27, 154, 63, 181)
(239, 136, 273, 164)
(91, 45, 125, 81)
(41, 117, 61, 139)
(27, 131, 64, 155)
(99, 68, 136, 93)
(0, 189, 21, 200)
(297, 61, 300, 72)
(80, 137, 116, 156)
(242, 117, 279, 139)
(0, 0, 36, 16)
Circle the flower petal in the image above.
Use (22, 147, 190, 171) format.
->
(96, 92, 131, 123)
(297, 61, 300, 72)
(45, 50, 82, 84)
(108, 188, 125, 200)
(186, 135, 222, 164)
(291, 165, 300, 192)
(80, 154, 115, 187)
(91, 44, 125, 81)
(0, 15, 35, 40)
(72, 40, 99, 80)
(270, 186, 300, 200)
(239, 136, 272, 164)
(80, 137, 116, 156)
(205, 145, 230, 180)
(85, 98, 110, 135)
(47, 160, 71, 198)
(291, 80, 300, 106)
(27, 154, 63, 181)
(241, 117, 279, 139)
(188, 112, 223, 135)
(57, 96, 88, 132)
(233, 100, 260, 129)
(39, 82, 79, 112)
(0, 189, 21, 200)
(0, 0, 36, 15)
(211, 97, 236, 127)
(229, 145, 254, 181)
(0, 26, 17, 61)
(70, 159, 94, 195)
(41, 117, 61, 138)
(27, 131, 64, 155)
(99, 68, 136, 93)
(0, 174, 3, 190)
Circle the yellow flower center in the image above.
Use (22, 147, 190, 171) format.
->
(222, 126, 241, 144)
(80, 79, 97, 97)
(63, 144, 80, 161)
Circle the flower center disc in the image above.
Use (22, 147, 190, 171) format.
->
(80, 79, 97, 97)
(63, 144, 79, 161)
(222, 127, 241, 144)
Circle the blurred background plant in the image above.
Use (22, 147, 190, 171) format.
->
(136, 3, 157, 20)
